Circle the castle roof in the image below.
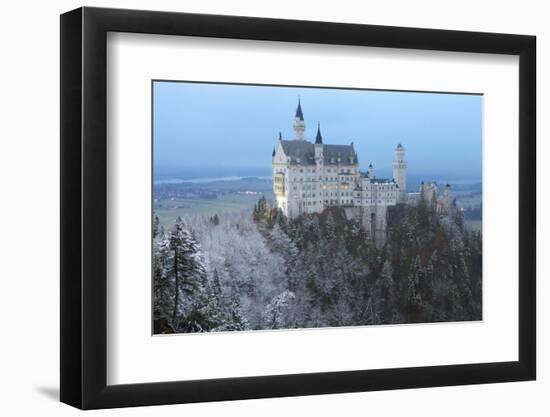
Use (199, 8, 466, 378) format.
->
(315, 123, 323, 144)
(359, 172, 395, 184)
(295, 99, 304, 121)
(279, 140, 357, 165)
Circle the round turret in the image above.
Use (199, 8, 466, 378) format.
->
(392, 143, 408, 202)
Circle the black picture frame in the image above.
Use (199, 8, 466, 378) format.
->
(60, 6, 536, 410)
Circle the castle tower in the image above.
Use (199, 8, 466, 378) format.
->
(392, 143, 407, 203)
(315, 123, 324, 201)
(367, 163, 374, 178)
(315, 123, 323, 150)
(293, 98, 306, 140)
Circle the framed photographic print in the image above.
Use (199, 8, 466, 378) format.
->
(60, 7, 536, 409)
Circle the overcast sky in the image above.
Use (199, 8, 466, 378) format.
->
(153, 81, 482, 179)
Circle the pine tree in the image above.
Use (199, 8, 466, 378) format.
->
(168, 217, 209, 330)
(406, 255, 423, 320)
(210, 213, 220, 226)
(153, 215, 161, 238)
(224, 292, 249, 331)
(262, 291, 296, 329)
(324, 211, 337, 241)
(152, 234, 173, 321)
(269, 224, 299, 290)
(380, 259, 395, 322)
(201, 269, 225, 329)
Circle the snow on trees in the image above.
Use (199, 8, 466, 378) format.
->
(262, 290, 296, 329)
(153, 192, 482, 333)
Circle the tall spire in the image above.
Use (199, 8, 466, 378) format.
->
(295, 97, 304, 121)
(293, 97, 306, 140)
(315, 122, 323, 144)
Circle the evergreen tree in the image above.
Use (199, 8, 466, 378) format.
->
(152, 234, 173, 321)
(379, 259, 395, 322)
(405, 255, 423, 320)
(262, 291, 296, 329)
(269, 224, 299, 290)
(324, 211, 337, 241)
(201, 269, 225, 329)
(153, 215, 161, 238)
(168, 217, 209, 331)
(210, 213, 220, 226)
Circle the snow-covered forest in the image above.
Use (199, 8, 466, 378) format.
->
(153, 192, 482, 334)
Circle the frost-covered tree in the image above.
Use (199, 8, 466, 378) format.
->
(405, 255, 423, 319)
(154, 189, 481, 333)
(223, 292, 249, 331)
(262, 290, 296, 329)
(169, 217, 208, 323)
(153, 216, 210, 332)
(324, 211, 337, 241)
(152, 234, 173, 321)
(268, 224, 299, 290)
(153, 215, 161, 239)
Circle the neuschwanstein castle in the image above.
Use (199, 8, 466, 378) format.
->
(272, 100, 452, 242)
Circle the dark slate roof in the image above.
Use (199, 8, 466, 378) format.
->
(315, 123, 323, 144)
(359, 172, 396, 184)
(295, 100, 304, 121)
(280, 140, 315, 165)
(323, 144, 357, 165)
(279, 140, 357, 165)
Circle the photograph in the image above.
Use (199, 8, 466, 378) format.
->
(152, 81, 483, 334)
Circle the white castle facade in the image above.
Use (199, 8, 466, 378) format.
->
(272, 100, 409, 242)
